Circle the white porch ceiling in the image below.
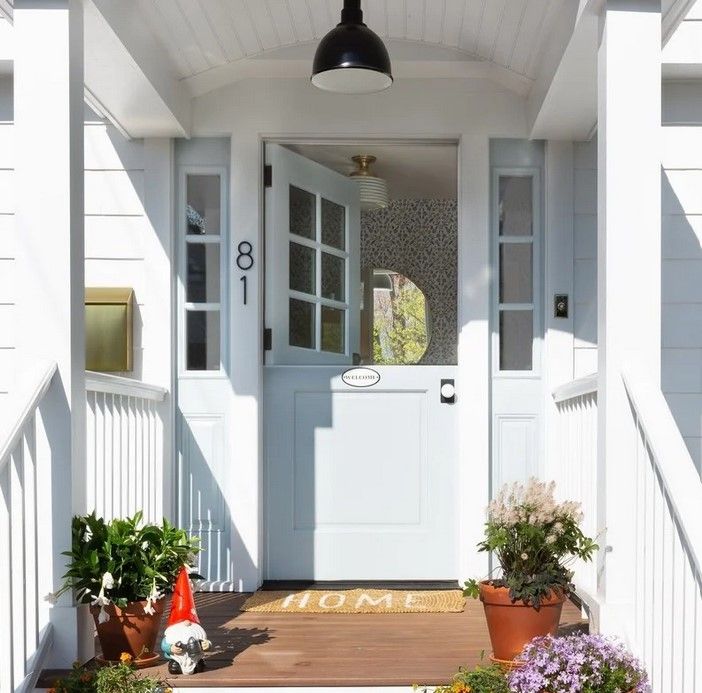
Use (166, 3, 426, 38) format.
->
(135, 0, 563, 95)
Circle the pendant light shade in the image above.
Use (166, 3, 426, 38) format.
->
(312, 0, 393, 94)
(349, 155, 389, 211)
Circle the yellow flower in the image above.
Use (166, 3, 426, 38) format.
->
(119, 652, 133, 664)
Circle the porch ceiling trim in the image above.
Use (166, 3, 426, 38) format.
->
(183, 57, 534, 98)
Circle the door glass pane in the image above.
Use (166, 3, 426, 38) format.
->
(321, 252, 345, 302)
(186, 175, 221, 235)
(499, 243, 532, 303)
(187, 243, 221, 303)
(290, 185, 316, 240)
(289, 242, 316, 295)
(289, 298, 315, 349)
(186, 310, 221, 370)
(499, 310, 533, 371)
(321, 306, 345, 354)
(321, 198, 345, 250)
(499, 176, 532, 236)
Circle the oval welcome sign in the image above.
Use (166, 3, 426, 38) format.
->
(342, 367, 380, 388)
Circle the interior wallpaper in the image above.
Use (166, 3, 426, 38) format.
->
(361, 199, 458, 365)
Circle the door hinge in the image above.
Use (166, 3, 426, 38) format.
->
(264, 164, 272, 188)
(264, 328, 272, 351)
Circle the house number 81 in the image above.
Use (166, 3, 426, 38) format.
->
(237, 241, 254, 305)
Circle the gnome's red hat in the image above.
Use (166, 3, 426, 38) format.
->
(167, 566, 199, 626)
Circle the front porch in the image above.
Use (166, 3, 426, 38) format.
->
(38, 592, 585, 689)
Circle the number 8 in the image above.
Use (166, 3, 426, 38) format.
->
(236, 241, 254, 271)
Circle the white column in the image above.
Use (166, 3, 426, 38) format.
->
(14, 0, 88, 666)
(597, 0, 661, 633)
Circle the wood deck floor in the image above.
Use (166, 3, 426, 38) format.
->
(40, 592, 585, 688)
(150, 592, 584, 688)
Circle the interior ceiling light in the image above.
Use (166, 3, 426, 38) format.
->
(311, 0, 393, 94)
(349, 155, 389, 211)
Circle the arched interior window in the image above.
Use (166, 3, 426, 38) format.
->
(370, 270, 430, 365)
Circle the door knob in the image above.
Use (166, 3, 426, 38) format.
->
(440, 379, 456, 404)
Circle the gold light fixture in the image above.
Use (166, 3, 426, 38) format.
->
(349, 155, 389, 211)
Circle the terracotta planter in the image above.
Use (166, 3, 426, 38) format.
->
(479, 581, 565, 661)
(90, 598, 164, 664)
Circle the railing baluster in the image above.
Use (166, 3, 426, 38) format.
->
(0, 463, 13, 692)
(10, 444, 26, 689)
(22, 416, 38, 658)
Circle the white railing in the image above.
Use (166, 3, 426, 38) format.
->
(0, 361, 56, 693)
(623, 367, 702, 692)
(85, 372, 168, 523)
(552, 373, 600, 611)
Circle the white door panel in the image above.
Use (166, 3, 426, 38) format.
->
(265, 366, 457, 580)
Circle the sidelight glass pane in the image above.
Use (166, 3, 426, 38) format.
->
(321, 306, 345, 354)
(499, 176, 533, 236)
(499, 310, 533, 371)
(186, 310, 221, 370)
(289, 298, 315, 349)
(499, 243, 532, 303)
(289, 242, 316, 295)
(186, 175, 221, 235)
(321, 198, 346, 250)
(187, 243, 221, 303)
(290, 185, 316, 240)
(321, 252, 345, 302)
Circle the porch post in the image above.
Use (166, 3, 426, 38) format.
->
(14, 0, 88, 665)
(596, 0, 661, 633)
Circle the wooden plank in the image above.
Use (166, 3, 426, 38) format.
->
(39, 592, 586, 688)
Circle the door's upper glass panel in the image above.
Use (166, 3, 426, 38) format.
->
(289, 298, 315, 349)
(499, 176, 532, 236)
(289, 242, 316, 295)
(290, 185, 316, 240)
(321, 306, 345, 354)
(321, 198, 346, 250)
(187, 243, 221, 303)
(321, 252, 345, 302)
(187, 175, 221, 235)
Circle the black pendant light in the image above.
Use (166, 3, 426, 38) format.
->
(311, 0, 393, 94)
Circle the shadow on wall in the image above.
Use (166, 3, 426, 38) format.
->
(661, 168, 702, 477)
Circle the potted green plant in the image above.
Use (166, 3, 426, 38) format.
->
(508, 634, 648, 692)
(51, 512, 201, 667)
(464, 479, 597, 662)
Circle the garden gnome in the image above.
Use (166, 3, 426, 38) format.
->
(161, 567, 211, 675)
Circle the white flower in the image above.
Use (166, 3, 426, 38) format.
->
(44, 592, 58, 605)
(144, 601, 156, 616)
(97, 606, 110, 624)
(521, 552, 529, 560)
(144, 579, 163, 616)
(101, 572, 114, 590)
(546, 534, 557, 544)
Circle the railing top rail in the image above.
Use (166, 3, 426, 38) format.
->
(0, 360, 57, 471)
(622, 365, 702, 582)
(552, 373, 598, 403)
(85, 371, 167, 402)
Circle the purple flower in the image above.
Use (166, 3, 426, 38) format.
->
(509, 634, 648, 693)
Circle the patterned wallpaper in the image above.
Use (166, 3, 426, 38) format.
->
(361, 199, 458, 365)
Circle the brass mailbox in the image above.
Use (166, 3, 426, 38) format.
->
(85, 287, 134, 372)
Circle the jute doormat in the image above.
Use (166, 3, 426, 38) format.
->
(241, 589, 465, 614)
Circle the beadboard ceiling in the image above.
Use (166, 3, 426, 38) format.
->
(136, 0, 561, 84)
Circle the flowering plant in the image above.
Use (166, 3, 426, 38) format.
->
(464, 479, 597, 606)
(50, 654, 172, 693)
(50, 512, 200, 623)
(508, 634, 648, 693)
(414, 662, 509, 693)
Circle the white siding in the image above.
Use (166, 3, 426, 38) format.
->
(572, 138, 598, 377)
(0, 91, 173, 407)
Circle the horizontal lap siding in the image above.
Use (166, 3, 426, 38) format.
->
(662, 126, 702, 474)
(573, 138, 597, 378)
(0, 114, 13, 403)
(84, 120, 149, 379)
